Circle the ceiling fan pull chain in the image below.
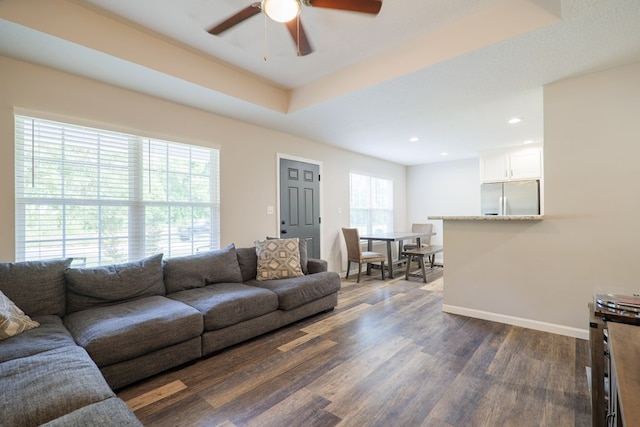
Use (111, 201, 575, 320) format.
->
(296, 15, 301, 56)
(263, 11, 268, 61)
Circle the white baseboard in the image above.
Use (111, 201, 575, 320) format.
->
(442, 304, 589, 340)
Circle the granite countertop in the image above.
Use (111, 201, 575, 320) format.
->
(428, 215, 544, 221)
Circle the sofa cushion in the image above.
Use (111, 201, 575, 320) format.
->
(247, 271, 341, 310)
(255, 238, 304, 281)
(63, 295, 203, 367)
(40, 397, 142, 427)
(164, 244, 243, 294)
(65, 254, 165, 314)
(0, 258, 72, 317)
(169, 283, 278, 330)
(0, 315, 76, 363)
(0, 290, 40, 340)
(237, 247, 258, 282)
(0, 345, 116, 427)
(307, 258, 328, 274)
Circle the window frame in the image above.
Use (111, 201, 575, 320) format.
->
(14, 113, 220, 266)
(349, 171, 394, 235)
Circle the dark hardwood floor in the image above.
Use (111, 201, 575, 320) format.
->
(117, 267, 591, 426)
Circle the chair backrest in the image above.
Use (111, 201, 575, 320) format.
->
(342, 227, 363, 262)
(411, 223, 433, 245)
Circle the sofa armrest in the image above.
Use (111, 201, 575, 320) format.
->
(306, 258, 327, 274)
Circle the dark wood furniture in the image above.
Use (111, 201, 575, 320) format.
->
(359, 231, 436, 278)
(589, 305, 607, 427)
(589, 302, 640, 427)
(402, 245, 443, 283)
(608, 322, 640, 427)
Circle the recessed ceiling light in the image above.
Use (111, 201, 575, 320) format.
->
(508, 117, 522, 124)
(523, 140, 534, 144)
(440, 152, 448, 156)
(409, 137, 419, 142)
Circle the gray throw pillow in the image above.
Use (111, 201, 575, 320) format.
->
(0, 258, 72, 317)
(163, 243, 243, 294)
(65, 254, 165, 314)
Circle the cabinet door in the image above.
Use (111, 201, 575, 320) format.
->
(509, 150, 541, 180)
(481, 154, 508, 182)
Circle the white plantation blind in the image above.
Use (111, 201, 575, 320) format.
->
(15, 115, 220, 266)
(349, 172, 393, 235)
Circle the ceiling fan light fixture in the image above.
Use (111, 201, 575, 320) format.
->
(262, 0, 301, 23)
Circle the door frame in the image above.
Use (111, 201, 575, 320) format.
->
(276, 153, 323, 258)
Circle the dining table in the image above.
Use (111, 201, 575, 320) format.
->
(359, 231, 436, 279)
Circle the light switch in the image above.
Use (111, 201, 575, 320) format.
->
(266, 205, 274, 215)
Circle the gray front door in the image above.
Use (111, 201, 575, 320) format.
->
(279, 158, 320, 259)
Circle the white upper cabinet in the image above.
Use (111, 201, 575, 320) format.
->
(481, 154, 510, 182)
(480, 145, 542, 183)
(509, 149, 542, 180)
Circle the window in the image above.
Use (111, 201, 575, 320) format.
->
(14, 115, 220, 266)
(349, 172, 393, 235)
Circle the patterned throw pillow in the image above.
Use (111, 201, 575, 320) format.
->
(0, 290, 40, 340)
(255, 238, 304, 281)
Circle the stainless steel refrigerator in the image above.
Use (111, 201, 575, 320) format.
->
(481, 180, 540, 215)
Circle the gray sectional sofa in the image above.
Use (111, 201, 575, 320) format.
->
(0, 242, 340, 426)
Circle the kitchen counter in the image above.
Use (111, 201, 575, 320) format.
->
(428, 215, 544, 221)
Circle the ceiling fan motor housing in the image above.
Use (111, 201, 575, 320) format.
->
(262, 0, 301, 23)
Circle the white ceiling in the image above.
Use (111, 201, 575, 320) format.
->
(1, 0, 640, 165)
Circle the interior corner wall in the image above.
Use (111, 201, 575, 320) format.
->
(441, 61, 640, 337)
(0, 55, 407, 272)
(407, 158, 479, 263)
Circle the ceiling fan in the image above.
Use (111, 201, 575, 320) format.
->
(208, 0, 383, 56)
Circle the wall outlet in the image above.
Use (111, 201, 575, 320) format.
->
(266, 205, 274, 215)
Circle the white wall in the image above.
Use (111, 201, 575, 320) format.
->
(407, 158, 479, 262)
(0, 55, 407, 272)
(441, 61, 640, 338)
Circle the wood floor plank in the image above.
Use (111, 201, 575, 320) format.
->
(202, 336, 337, 408)
(332, 342, 435, 425)
(242, 388, 338, 427)
(306, 334, 414, 405)
(300, 302, 371, 336)
(421, 275, 444, 292)
(117, 270, 591, 426)
(203, 345, 345, 425)
(277, 331, 328, 352)
(134, 392, 234, 427)
(125, 380, 188, 411)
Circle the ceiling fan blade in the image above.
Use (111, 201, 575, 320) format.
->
(208, 2, 262, 35)
(285, 19, 313, 56)
(306, 0, 382, 14)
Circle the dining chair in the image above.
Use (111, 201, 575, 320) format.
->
(403, 223, 434, 269)
(403, 223, 433, 250)
(341, 227, 386, 283)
